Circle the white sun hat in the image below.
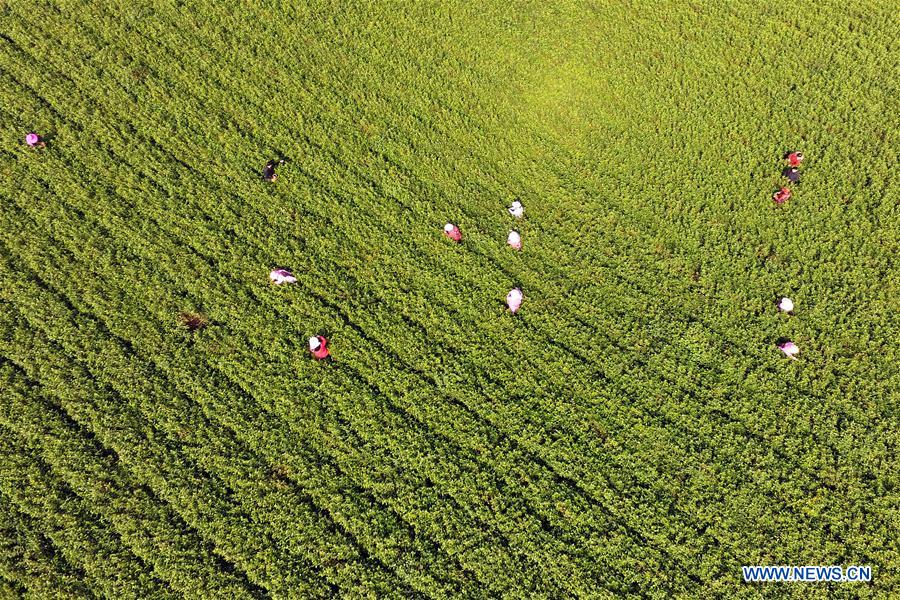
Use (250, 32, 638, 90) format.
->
(308, 336, 321, 351)
(269, 268, 297, 284)
(778, 297, 794, 312)
(444, 223, 455, 232)
(506, 288, 523, 312)
(508, 201, 524, 218)
(507, 230, 521, 249)
(778, 341, 799, 359)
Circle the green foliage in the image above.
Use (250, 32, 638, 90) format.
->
(0, 0, 897, 598)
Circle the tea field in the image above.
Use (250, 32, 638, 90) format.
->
(0, 0, 897, 597)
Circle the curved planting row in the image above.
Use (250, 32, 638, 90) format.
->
(0, 12, 860, 592)
(0, 50, 688, 592)
(0, 154, 571, 595)
(2, 0, 896, 596)
(0, 292, 422, 597)
(0, 356, 264, 599)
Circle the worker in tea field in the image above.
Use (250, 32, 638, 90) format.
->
(309, 335, 331, 360)
(783, 167, 800, 183)
(25, 132, 46, 148)
(506, 288, 523, 313)
(785, 151, 804, 167)
(772, 187, 792, 204)
(444, 222, 462, 242)
(777, 340, 799, 360)
(508, 200, 524, 218)
(507, 230, 522, 250)
(778, 297, 794, 313)
(263, 158, 285, 182)
(269, 268, 297, 284)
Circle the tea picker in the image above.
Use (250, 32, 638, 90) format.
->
(506, 288, 523, 313)
(263, 158, 285, 182)
(785, 151, 804, 168)
(25, 132, 46, 148)
(777, 297, 794, 313)
(269, 268, 297, 285)
(309, 335, 331, 360)
(443, 223, 462, 242)
(777, 340, 799, 360)
(782, 167, 800, 183)
(772, 187, 792, 204)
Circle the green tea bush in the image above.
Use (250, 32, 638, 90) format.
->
(0, 0, 896, 597)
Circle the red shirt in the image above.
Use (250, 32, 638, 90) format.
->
(311, 336, 330, 360)
(773, 187, 792, 204)
(445, 227, 461, 242)
(787, 152, 803, 167)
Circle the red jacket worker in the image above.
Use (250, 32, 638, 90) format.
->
(443, 223, 462, 242)
(308, 335, 330, 360)
(785, 151, 804, 167)
(772, 187, 792, 204)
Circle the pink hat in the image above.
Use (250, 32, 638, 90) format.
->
(25, 133, 39, 146)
